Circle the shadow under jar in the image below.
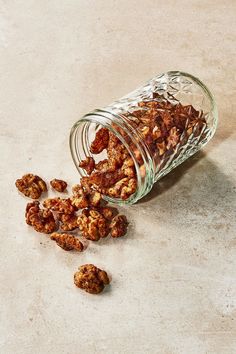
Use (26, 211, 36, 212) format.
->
(70, 71, 218, 205)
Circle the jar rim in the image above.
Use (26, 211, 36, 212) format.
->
(69, 111, 155, 205)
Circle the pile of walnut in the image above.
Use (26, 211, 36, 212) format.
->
(16, 173, 128, 294)
(78, 128, 137, 201)
(78, 100, 206, 200)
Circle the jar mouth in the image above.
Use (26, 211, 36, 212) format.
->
(69, 110, 155, 205)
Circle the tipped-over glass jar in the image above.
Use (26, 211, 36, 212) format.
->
(70, 71, 218, 205)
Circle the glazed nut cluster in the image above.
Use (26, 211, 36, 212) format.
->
(78, 129, 137, 201)
(78, 99, 206, 200)
(133, 100, 206, 159)
(16, 173, 128, 294)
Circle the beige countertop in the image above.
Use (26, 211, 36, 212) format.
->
(1, 1, 236, 353)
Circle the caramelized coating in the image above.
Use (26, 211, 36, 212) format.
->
(98, 206, 117, 220)
(107, 132, 129, 167)
(95, 159, 110, 172)
(89, 190, 102, 207)
(90, 128, 109, 154)
(15, 174, 47, 199)
(88, 170, 126, 189)
(74, 264, 110, 294)
(25, 201, 40, 224)
(50, 179, 67, 192)
(80, 177, 93, 192)
(79, 157, 95, 175)
(107, 177, 137, 200)
(58, 213, 78, 231)
(166, 127, 181, 150)
(71, 185, 89, 209)
(110, 215, 128, 238)
(51, 232, 83, 251)
(120, 178, 137, 200)
(43, 197, 75, 214)
(25, 201, 57, 234)
(71, 185, 102, 209)
(77, 208, 109, 241)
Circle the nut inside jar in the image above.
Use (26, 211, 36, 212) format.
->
(75, 96, 207, 201)
(77, 125, 141, 201)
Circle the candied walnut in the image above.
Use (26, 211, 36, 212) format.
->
(80, 176, 93, 192)
(74, 264, 110, 294)
(161, 111, 174, 130)
(71, 185, 89, 209)
(108, 129, 121, 147)
(122, 157, 134, 169)
(186, 118, 205, 138)
(89, 190, 102, 207)
(107, 130, 130, 166)
(58, 213, 78, 231)
(79, 157, 95, 175)
(121, 157, 136, 178)
(122, 166, 135, 178)
(25, 201, 57, 234)
(51, 232, 83, 251)
(107, 177, 137, 200)
(77, 209, 109, 241)
(90, 127, 109, 154)
(15, 174, 47, 199)
(139, 113, 154, 126)
(145, 101, 160, 109)
(131, 144, 144, 165)
(140, 125, 150, 138)
(88, 170, 126, 189)
(152, 125, 162, 140)
(107, 177, 129, 198)
(71, 185, 102, 209)
(50, 179, 67, 192)
(166, 127, 180, 150)
(107, 141, 129, 167)
(120, 178, 137, 200)
(95, 159, 110, 171)
(25, 201, 40, 225)
(110, 215, 128, 238)
(43, 197, 75, 214)
(99, 206, 117, 220)
(157, 141, 166, 156)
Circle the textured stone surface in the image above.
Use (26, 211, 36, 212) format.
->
(0, 1, 236, 353)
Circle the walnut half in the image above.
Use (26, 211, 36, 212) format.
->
(16, 174, 47, 199)
(74, 264, 110, 294)
(25, 201, 57, 234)
(51, 233, 84, 251)
(110, 215, 128, 238)
(77, 208, 109, 241)
(50, 179, 67, 192)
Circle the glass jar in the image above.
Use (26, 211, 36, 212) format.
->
(70, 71, 218, 205)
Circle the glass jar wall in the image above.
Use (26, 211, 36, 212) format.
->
(70, 71, 218, 205)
